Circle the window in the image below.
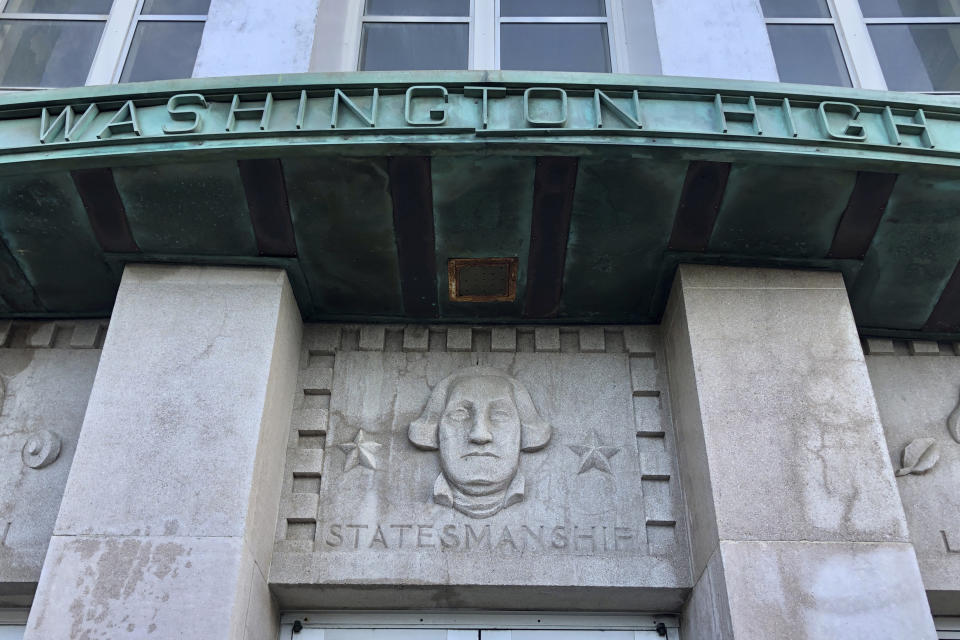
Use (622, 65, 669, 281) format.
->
(117, 0, 209, 82)
(360, 0, 470, 70)
(0, 0, 112, 88)
(0, 0, 208, 89)
(859, 0, 960, 91)
(760, 0, 853, 87)
(279, 612, 679, 640)
(357, 0, 621, 72)
(498, 0, 612, 72)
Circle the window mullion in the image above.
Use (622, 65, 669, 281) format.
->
(608, 0, 628, 73)
(830, 0, 886, 89)
(86, 0, 139, 85)
(474, 0, 495, 69)
(347, 0, 365, 71)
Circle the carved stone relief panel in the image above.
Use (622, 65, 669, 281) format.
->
(864, 341, 960, 612)
(271, 325, 690, 610)
(0, 320, 105, 607)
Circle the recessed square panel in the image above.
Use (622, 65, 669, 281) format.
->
(448, 257, 518, 302)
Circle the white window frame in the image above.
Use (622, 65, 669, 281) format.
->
(0, 0, 209, 90)
(0, 0, 123, 89)
(856, 2, 960, 93)
(357, 0, 476, 70)
(350, 0, 628, 73)
(937, 615, 960, 639)
(494, 0, 625, 73)
(109, 0, 209, 83)
(0, 608, 27, 640)
(278, 611, 680, 640)
(760, 0, 888, 91)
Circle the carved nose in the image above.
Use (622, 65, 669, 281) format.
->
(468, 417, 493, 444)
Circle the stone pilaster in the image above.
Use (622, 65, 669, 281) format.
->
(24, 265, 301, 639)
(663, 265, 936, 639)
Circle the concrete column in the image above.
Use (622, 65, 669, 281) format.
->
(651, 0, 779, 82)
(24, 265, 301, 639)
(193, 0, 323, 76)
(663, 265, 936, 639)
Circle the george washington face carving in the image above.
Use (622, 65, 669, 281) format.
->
(409, 367, 551, 518)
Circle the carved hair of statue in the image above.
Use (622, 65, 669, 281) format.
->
(408, 366, 552, 452)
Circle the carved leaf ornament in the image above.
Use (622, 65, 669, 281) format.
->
(896, 437, 940, 477)
(948, 388, 960, 443)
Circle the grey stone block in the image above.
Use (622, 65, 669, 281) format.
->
(667, 265, 932, 634)
(402, 326, 429, 352)
(624, 327, 658, 355)
(359, 326, 385, 351)
(578, 327, 605, 353)
(534, 327, 560, 352)
(26, 535, 254, 639)
(491, 327, 517, 352)
(25, 324, 55, 349)
(304, 326, 340, 354)
(25, 265, 300, 640)
(446, 327, 472, 352)
(865, 338, 896, 355)
(69, 321, 104, 349)
(909, 340, 941, 356)
(719, 540, 936, 639)
(299, 367, 333, 394)
(666, 266, 909, 552)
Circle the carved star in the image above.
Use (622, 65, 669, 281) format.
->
(568, 430, 621, 475)
(338, 429, 382, 472)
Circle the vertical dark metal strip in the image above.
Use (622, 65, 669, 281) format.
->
(523, 156, 578, 318)
(71, 168, 139, 253)
(667, 161, 731, 252)
(0, 236, 42, 312)
(388, 156, 438, 318)
(237, 158, 298, 257)
(923, 259, 960, 333)
(827, 172, 898, 259)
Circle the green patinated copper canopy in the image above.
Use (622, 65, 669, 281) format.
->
(0, 71, 957, 337)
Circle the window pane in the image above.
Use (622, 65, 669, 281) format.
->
(860, 0, 960, 17)
(500, 0, 605, 17)
(767, 24, 851, 86)
(3, 0, 112, 13)
(869, 23, 960, 90)
(759, 0, 830, 18)
(364, 0, 469, 17)
(119, 20, 204, 82)
(141, 0, 210, 15)
(501, 23, 610, 71)
(0, 19, 103, 86)
(360, 23, 467, 70)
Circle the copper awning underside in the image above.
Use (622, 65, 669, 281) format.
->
(0, 71, 956, 337)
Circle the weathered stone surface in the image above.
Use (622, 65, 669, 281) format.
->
(664, 265, 933, 638)
(25, 265, 301, 639)
(25, 535, 272, 639)
(271, 325, 689, 609)
(666, 266, 908, 560)
(0, 343, 101, 607)
(720, 540, 936, 639)
(866, 353, 960, 613)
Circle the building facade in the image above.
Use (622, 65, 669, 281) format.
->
(0, 1, 959, 638)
